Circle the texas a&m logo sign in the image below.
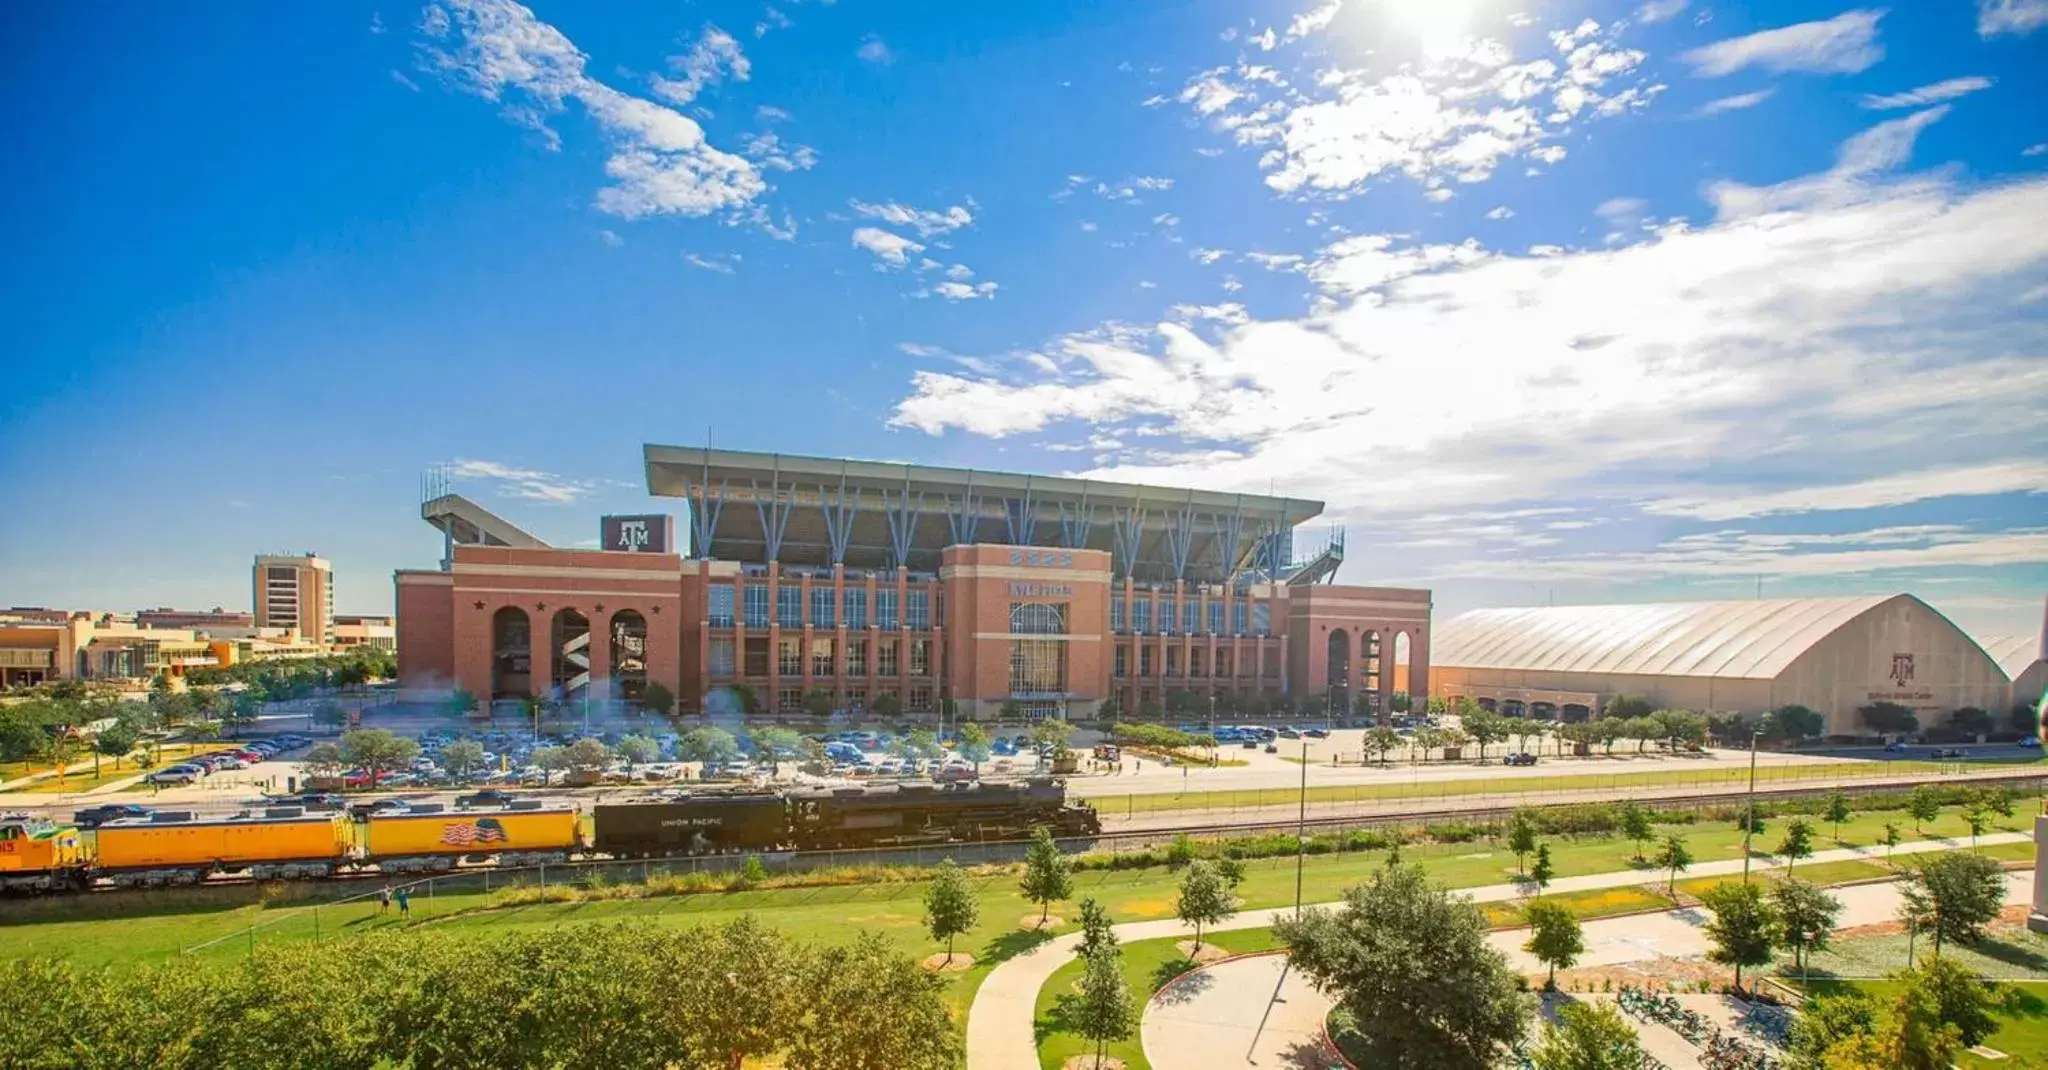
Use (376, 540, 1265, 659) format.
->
(1889, 653, 1915, 687)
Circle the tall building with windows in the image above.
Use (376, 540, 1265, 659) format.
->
(396, 447, 1433, 719)
(252, 553, 334, 645)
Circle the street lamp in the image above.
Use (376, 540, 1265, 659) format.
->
(1294, 729, 1309, 917)
(1741, 724, 1763, 883)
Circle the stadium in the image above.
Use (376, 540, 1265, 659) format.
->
(396, 446, 1434, 721)
(1428, 594, 2027, 736)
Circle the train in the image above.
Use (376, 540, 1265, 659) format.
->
(0, 777, 1099, 893)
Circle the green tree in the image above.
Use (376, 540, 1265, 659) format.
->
(1529, 843, 1555, 893)
(663, 915, 803, 1070)
(957, 721, 991, 768)
(750, 727, 803, 774)
(1880, 822, 1903, 860)
(802, 688, 836, 718)
(1030, 717, 1075, 756)
(639, 681, 673, 717)
(871, 691, 903, 719)
(1604, 694, 1655, 720)
(1654, 835, 1693, 894)
(1905, 785, 1941, 834)
(1463, 712, 1510, 762)
(302, 741, 346, 782)
(1776, 817, 1815, 874)
(614, 734, 658, 771)
(1076, 897, 1117, 961)
(564, 737, 611, 774)
(1770, 878, 1842, 977)
(1963, 802, 1990, 849)
(339, 728, 419, 788)
(1364, 725, 1402, 765)
(92, 720, 140, 775)
(446, 689, 479, 718)
(531, 745, 569, 785)
(1617, 800, 1653, 862)
(1621, 716, 1659, 754)
(1858, 700, 1919, 737)
(1175, 860, 1235, 953)
(679, 725, 740, 764)
(1816, 969, 1961, 1070)
(1824, 789, 1852, 844)
(439, 739, 486, 777)
(1920, 955, 2000, 1048)
(1507, 808, 1539, 875)
(1946, 706, 1993, 739)
(1522, 898, 1584, 988)
(790, 931, 961, 1070)
(1770, 704, 1825, 742)
(1276, 862, 1534, 1070)
(1069, 940, 1135, 1069)
(922, 859, 979, 965)
(1020, 826, 1075, 926)
(1786, 987, 1879, 1070)
(1530, 1000, 1647, 1070)
(1216, 856, 1247, 891)
(1910, 851, 2005, 956)
(1700, 881, 1778, 993)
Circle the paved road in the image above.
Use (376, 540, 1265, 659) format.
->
(965, 832, 2034, 1070)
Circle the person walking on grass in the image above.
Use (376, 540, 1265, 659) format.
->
(396, 886, 410, 918)
(378, 886, 392, 913)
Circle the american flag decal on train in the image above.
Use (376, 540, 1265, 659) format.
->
(440, 818, 508, 847)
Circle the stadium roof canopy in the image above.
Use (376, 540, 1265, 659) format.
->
(1977, 634, 2044, 680)
(1431, 596, 1907, 680)
(642, 445, 1326, 582)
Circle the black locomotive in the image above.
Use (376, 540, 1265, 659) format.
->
(594, 777, 1099, 857)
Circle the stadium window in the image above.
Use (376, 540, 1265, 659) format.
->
(1111, 596, 1125, 634)
(743, 637, 769, 676)
(909, 639, 931, 676)
(876, 588, 899, 630)
(743, 585, 769, 628)
(1251, 603, 1271, 636)
(1232, 602, 1247, 635)
(1139, 646, 1154, 677)
(844, 588, 868, 629)
(878, 639, 900, 677)
(1207, 600, 1222, 635)
(708, 638, 735, 676)
(1132, 599, 1152, 634)
(909, 683, 933, 711)
(1165, 647, 1181, 676)
(708, 584, 736, 627)
(1160, 599, 1176, 635)
(777, 584, 802, 628)
(778, 687, 803, 712)
(777, 637, 803, 676)
(1217, 649, 1232, 678)
(1183, 600, 1199, 635)
(810, 587, 835, 629)
(847, 686, 867, 710)
(1189, 648, 1204, 677)
(1008, 602, 1068, 635)
(810, 637, 836, 676)
(1114, 645, 1128, 678)
(907, 590, 930, 630)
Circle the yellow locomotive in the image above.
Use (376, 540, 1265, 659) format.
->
(0, 816, 88, 892)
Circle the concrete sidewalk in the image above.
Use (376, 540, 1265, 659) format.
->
(964, 831, 2032, 1070)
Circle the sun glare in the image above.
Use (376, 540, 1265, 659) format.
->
(1380, 0, 1489, 60)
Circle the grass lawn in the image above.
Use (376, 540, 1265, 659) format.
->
(1083, 756, 2043, 815)
(1672, 858, 1895, 901)
(1481, 884, 1676, 927)
(3, 744, 217, 792)
(1792, 978, 2048, 1065)
(1798, 923, 2048, 982)
(1034, 929, 1283, 1070)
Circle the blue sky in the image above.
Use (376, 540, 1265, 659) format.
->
(2, 0, 2044, 641)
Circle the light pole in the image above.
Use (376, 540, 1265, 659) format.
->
(1294, 731, 1309, 917)
(1741, 727, 1761, 883)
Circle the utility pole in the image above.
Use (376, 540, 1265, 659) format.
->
(1742, 729, 1760, 882)
(1294, 731, 1309, 917)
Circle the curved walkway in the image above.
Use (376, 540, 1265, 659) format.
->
(963, 831, 2032, 1070)
(1141, 953, 1344, 1070)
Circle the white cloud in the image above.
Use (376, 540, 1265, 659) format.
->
(1634, 0, 1689, 24)
(1682, 10, 1884, 77)
(1285, 0, 1343, 41)
(886, 116, 2048, 553)
(848, 199, 974, 237)
(857, 35, 893, 65)
(390, 69, 422, 92)
(754, 6, 791, 36)
(1197, 22, 1655, 198)
(922, 280, 999, 302)
(1485, 206, 1514, 220)
(2025, 143, 2048, 157)
(447, 458, 592, 503)
(684, 251, 740, 273)
(1978, 0, 2048, 35)
(597, 229, 623, 247)
(419, 0, 764, 220)
(1644, 461, 2048, 520)
(851, 227, 924, 268)
(1859, 76, 1994, 110)
(741, 131, 819, 171)
(1696, 88, 1776, 116)
(1192, 247, 1229, 264)
(1427, 527, 2048, 582)
(1706, 106, 1949, 218)
(756, 104, 792, 123)
(1246, 251, 1305, 271)
(650, 25, 749, 106)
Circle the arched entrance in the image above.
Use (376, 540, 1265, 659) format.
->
(609, 610, 648, 702)
(1362, 630, 1383, 719)
(1392, 631, 1412, 696)
(1530, 701, 1558, 721)
(491, 607, 531, 700)
(551, 609, 591, 700)
(1561, 703, 1592, 723)
(1502, 699, 1527, 718)
(1326, 629, 1352, 715)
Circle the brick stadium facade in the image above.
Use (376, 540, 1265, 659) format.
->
(396, 447, 1431, 720)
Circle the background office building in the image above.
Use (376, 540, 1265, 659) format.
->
(396, 447, 1433, 720)
(253, 553, 334, 645)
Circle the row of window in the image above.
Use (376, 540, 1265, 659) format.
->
(1113, 644, 1273, 678)
(772, 684, 936, 713)
(707, 585, 932, 631)
(707, 636, 933, 678)
(1111, 597, 1270, 637)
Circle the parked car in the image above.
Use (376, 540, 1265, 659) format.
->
(1883, 740, 1911, 753)
(1303, 728, 1329, 739)
(145, 769, 197, 786)
(1933, 747, 1969, 759)
(290, 792, 345, 811)
(72, 803, 153, 828)
(2021, 736, 2041, 748)
(456, 790, 519, 809)
(1278, 728, 1301, 739)
(1503, 752, 1538, 766)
